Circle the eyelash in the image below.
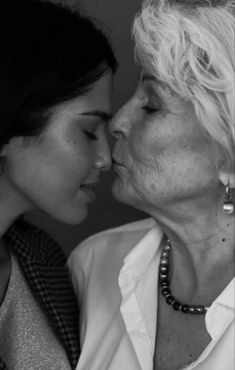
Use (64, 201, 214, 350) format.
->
(84, 131, 98, 141)
(142, 105, 158, 114)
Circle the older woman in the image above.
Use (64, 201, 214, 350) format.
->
(0, 0, 117, 369)
(69, 0, 234, 369)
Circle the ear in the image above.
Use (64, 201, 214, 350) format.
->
(0, 137, 25, 157)
(0, 143, 9, 157)
(218, 170, 235, 189)
(0, 144, 6, 174)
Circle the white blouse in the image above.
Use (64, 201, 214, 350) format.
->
(68, 218, 235, 370)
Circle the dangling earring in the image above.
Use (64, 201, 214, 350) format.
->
(223, 183, 234, 214)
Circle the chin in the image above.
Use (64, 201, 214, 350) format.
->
(112, 181, 135, 207)
(52, 206, 89, 225)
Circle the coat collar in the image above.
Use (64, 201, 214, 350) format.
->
(2, 218, 80, 370)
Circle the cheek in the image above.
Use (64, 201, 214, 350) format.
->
(127, 119, 212, 189)
(9, 142, 92, 194)
(41, 134, 94, 179)
(126, 141, 159, 196)
(129, 126, 163, 170)
(62, 134, 95, 172)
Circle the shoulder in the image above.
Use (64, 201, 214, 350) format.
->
(6, 218, 66, 267)
(68, 218, 155, 295)
(69, 217, 154, 267)
(28, 222, 66, 266)
(68, 218, 155, 337)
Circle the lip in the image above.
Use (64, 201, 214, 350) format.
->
(81, 182, 99, 201)
(112, 156, 125, 167)
(112, 163, 126, 176)
(82, 182, 99, 190)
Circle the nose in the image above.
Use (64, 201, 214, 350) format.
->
(94, 132, 112, 171)
(109, 100, 131, 139)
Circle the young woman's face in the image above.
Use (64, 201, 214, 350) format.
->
(2, 72, 113, 224)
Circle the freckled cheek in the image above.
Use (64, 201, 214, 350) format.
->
(61, 138, 94, 166)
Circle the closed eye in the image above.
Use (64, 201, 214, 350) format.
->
(84, 131, 98, 140)
(142, 105, 159, 114)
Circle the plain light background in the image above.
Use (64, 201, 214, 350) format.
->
(27, 0, 147, 256)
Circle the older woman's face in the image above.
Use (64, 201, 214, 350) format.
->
(110, 71, 217, 214)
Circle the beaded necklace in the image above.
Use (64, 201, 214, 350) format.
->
(159, 239, 209, 314)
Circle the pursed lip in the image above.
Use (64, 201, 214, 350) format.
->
(112, 155, 125, 167)
(81, 181, 100, 190)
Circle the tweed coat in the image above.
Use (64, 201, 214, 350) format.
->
(0, 218, 80, 370)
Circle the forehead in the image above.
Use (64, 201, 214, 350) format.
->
(140, 70, 168, 89)
(53, 73, 113, 112)
(76, 72, 113, 109)
(140, 71, 176, 100)
(140, 70, 163, 85)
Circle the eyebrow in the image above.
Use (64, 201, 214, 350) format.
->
(141, 73, 167, 93)
(141, 73, 157, 82)
(79, 110, 113, 122)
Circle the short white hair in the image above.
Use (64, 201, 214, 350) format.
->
(133, 0, 235, 171)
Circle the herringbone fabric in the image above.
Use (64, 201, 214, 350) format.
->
(0, 358, 7, 370)
(0, 218, 80, 370)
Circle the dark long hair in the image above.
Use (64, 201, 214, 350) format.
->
(0, 0, 118, 149)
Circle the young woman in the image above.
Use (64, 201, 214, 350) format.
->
(0, 1, 117, 369)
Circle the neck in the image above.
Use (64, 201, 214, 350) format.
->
(0, 179, 32, 306)
(150, 192, 233, 252)
(0, 203, 21, 237)
(156, 210, 234, 258)
(150, 200, 235, 303)
(0, 180, 32, 238)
